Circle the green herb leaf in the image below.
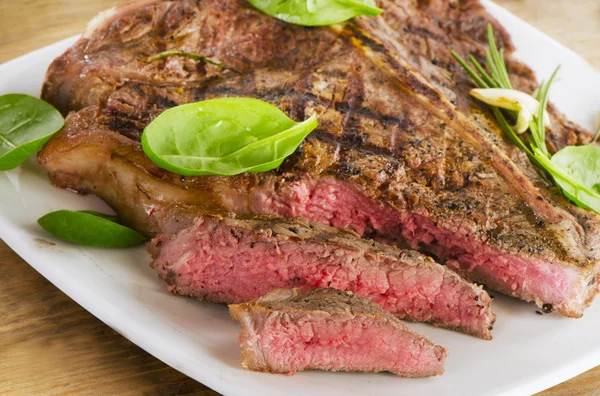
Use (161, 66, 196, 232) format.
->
(531, 67, 560, 158)
(539, 146, 600, 213)
(247, 0, 383, 27)
(467, 55, 497, 88)
(451, 51, 489, 89)
(0, 94, 64, 170)
(141, 97, 318, 176)
(38, 210, 147, 248)
(486, 25, 512, 90)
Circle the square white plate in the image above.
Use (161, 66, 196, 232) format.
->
(1, 2, 600, 395)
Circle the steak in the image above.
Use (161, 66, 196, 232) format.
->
(39, 0, 600, 317)
(229, 287, 448, 377)
(150, 214, 495, 338)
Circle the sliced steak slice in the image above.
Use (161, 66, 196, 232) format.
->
(229, 287, 448, 377)
(150, 214, 495, 338)
(38, 0, 600, 317)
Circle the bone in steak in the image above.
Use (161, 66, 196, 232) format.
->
(39, 0, 600, 317)
(151, 214, 495, 338)
(229, 287, 448, 377)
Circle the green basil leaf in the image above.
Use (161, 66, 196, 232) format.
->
(548, 145, 600, 213)
(248, 0, 383, 27)
(38, 210, 147, 248)
(141, 97, 318, 176)
(0, 94, 64, 170)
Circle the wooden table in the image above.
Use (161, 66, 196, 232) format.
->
(1, 1, 599, 394)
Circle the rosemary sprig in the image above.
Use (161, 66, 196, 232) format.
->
(468, 54, 497, 88)
(451, 24, 561, 172)
(451, 26, 542, 166)
(452, 23, 600, 215)
(486, 26, 512, 90)
(529, 67, 560, 158)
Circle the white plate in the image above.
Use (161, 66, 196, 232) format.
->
(1, 2, 600, 395)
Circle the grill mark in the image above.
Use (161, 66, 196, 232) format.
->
(284, 70, 315, 121)
(308, 130, 401, 161)
(340, 63, 366, 145)
(342, 23, 442, 105)
(103, 116, 141, 140)
(104, 74, 416, 137)
(209, 83, 416, 133)
(334, 101, 415, 131)
(148, 94, 179, 108)
(344, 23, 387, 54)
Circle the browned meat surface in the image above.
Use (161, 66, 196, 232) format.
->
(150, 214, 495, 338)
(38, 0, 600, 317)
(229, 288, 448, 376)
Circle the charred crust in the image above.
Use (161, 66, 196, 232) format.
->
(148, 94, 178, 109)
(339, 163, 362, 176)
(229, 228, 241, 242)
(163, 269, 177, 286)
(344, 24, 386, 53)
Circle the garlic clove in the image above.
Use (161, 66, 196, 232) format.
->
(470, 88, 550, 133)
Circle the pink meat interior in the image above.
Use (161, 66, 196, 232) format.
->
(238, 310, 447, 377)
(251, 177, 585, 313)
(153, 216, 494, 338)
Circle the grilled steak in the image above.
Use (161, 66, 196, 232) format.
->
(151, 214, 495, 338)
(229, 287, 448, 377)
(39, 0, 600, 317)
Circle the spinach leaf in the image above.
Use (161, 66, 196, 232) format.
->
(248, 0, 382, 26)
(141, 97, 318, 176)
(0, 94, 64, 170)
(38, 210, 147, 248)
(547, 146, 600, 213)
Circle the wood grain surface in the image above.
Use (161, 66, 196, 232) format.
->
(1, 1, 599, 395)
